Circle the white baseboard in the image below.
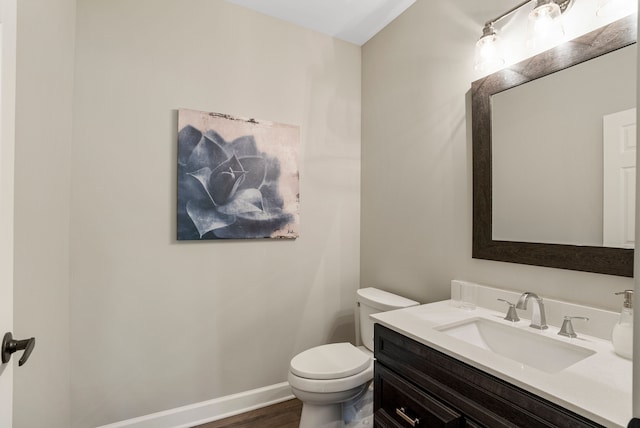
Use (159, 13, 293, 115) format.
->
(96, 382, 294, 428)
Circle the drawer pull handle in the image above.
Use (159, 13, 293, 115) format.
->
(396, 407, 420, 426)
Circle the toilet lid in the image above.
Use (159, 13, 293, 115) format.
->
(290, 343, 371, 380)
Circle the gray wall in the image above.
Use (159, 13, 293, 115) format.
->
(69, 1, 360, 427)
(12, 0, 636, 427)
(361, 0, 634, 309)
(13, 0, 76, 427)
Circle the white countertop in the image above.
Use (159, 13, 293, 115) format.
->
(371, 300, 632, 427)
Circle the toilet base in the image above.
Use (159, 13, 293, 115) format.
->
(295, 382, 372, 428)
(299, 402, 343, 428)
(343, 383, 373, 427)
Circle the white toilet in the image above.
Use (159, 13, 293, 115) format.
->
(288, 287, 419, 428)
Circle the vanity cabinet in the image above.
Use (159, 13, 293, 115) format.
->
(373, 324, 603, 428)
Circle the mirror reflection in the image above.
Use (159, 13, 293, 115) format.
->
(491, 44, 636, 249)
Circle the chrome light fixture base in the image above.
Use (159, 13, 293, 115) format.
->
(544, 0, 574, 14)
(557, 0, 575, 13)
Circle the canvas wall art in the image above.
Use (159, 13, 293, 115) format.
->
(177, 109, 300, 240)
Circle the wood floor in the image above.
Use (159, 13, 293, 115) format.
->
(193, 399, 302, 428)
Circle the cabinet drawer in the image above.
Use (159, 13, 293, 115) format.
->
(374, 324, 603, 428)
(375, 363, 463, 428)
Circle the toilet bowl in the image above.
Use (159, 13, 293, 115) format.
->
(288, 288, 419, 428)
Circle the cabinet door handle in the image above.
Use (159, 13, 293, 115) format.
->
(396, 407, 420, 426)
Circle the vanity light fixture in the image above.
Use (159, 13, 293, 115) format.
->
(474, 0, 575, 72)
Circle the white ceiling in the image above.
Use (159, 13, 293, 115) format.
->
(225, 0, 416, 46)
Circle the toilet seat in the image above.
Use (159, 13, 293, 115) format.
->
(288, 360, 373, 394)
(288, 343, 374, 394)
(290, 343, 371, 380)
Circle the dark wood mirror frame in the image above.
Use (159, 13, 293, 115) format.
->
(472, 13, 637, 277)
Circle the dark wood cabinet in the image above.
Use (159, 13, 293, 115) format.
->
(374, 324, 604, 428)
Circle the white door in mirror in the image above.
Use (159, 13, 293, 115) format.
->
(603, 107, 636, 249)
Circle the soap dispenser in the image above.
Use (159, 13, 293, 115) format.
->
(612, 290, 633, 360)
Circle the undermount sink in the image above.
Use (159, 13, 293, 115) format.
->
(435, 317, 596, 373)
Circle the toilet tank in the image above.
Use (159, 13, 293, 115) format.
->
(356, 287, 419, 351)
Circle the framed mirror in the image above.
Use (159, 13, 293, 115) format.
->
(472, 13, 637, 277)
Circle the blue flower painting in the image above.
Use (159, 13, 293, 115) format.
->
(178, 109, 299, 240)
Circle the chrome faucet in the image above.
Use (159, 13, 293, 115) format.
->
(516, 292, 548, 330)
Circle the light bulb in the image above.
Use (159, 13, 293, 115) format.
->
(474, 25, 505, 73)
(528, 1, 565, 51)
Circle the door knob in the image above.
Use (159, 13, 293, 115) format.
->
(2, 332, 35, 366)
